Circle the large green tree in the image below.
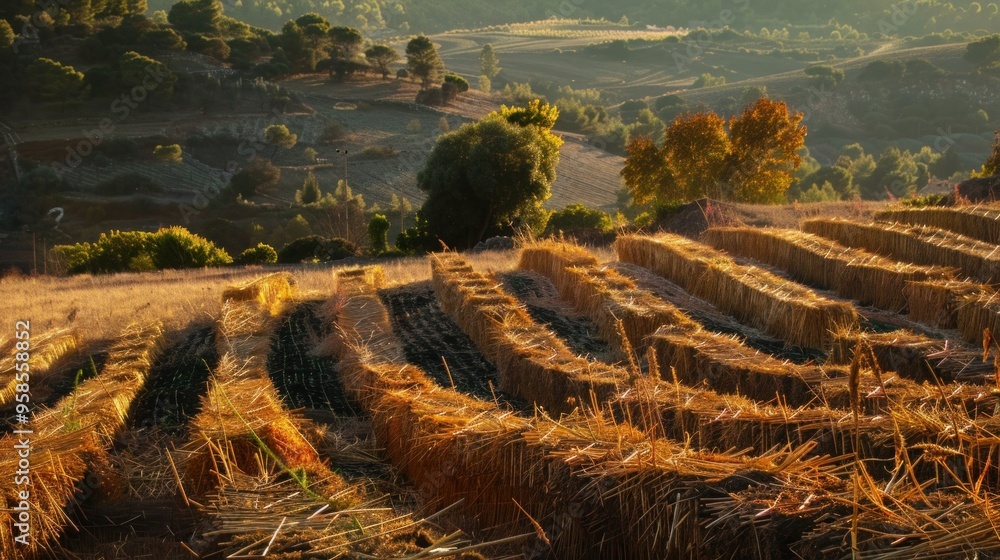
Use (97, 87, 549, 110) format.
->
(25, 58, 88, 108)
(119, 50, 177, 101)
(480, 43, 500, 79)
(365, 44, 399, 79)
(325, 25, 364, 77)
(406, 35, 444, 88)
(416, 100, 562, 249)
(167, 0, 222, 34)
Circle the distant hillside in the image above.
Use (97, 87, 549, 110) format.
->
(141, 0, 1000, 36)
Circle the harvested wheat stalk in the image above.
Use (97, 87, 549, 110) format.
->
(432, 252, 627, 413)
(803, 218, 1000, 283)
(876, 205, 1000, 245)
(181, 274, 352, 503)
(329, 266, 845, 559)
(702, 227, 952, 313)
(903, 279, 1000, 346)
(616, 234, 859, 348)
(0, 322, 164, 557)
(0, 329, 81, 407)
(519, 241, 696, 354)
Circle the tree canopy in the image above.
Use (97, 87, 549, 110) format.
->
(365, 44, 399, 79)
(167, 0, 222, 34)
(26, 58, 89, 108)
(415, 100, 562, 249)
(406, 35, 444, 88)
(480, 43, 500, 79)
(621, 98, 806, 206)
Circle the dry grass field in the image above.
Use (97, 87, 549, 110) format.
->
(6, 209, 1000, 558)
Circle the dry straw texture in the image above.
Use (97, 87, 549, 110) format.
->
(877, 205, 1000, 244)
(0, 322, 164, 556)
(518, 241, 697, 355)
(181, 272, 349, 501)
(431, 252, 627, 413)
(702, 227, 952, 312)
(328, 267, 850, 559)
(803, 218, 1000, 283)
(0, 329, 81, 407)
(615, 234, 859, 348)
(903, 279, 1000, 346)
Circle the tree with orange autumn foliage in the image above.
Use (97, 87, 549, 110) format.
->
(621, 98, 806, 206)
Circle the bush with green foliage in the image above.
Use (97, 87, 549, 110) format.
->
(277, 235, 356, 263)
(416, 100, 562, 249)
(804, 65, 844, 88)
(442, 73, 470, 101)
(406, 35, 444, 88)
(296, 171, 322, 204)
(396, 213, 434, 255)
(237, 242, 278, 265)
(25, 58, 88, 108)
(227, 157, 280, 199)
(53, 227, 232, 274)
(692, 73, 726, 88)
(368, 213, 390, 254)
(153, 144, 183, 163)
(545, 204, 613, 235)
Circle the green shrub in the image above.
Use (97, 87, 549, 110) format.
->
(153, 144, 183, 163)
(237, 242, 278, 265)
(359, 145, 397, 159)
(368, 213, 390, 254)
(545, 204, 613, 235)
(53, 227, 231, 274)
(277, 235, 326, 263)
(277, 235, 357, 263)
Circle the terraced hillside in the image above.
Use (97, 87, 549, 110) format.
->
(7, 206, 1000, 557)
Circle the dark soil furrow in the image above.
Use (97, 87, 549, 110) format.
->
(379, 283, 527, 411)
(126, 326, 215, 435)
(268, 301, 359, 416)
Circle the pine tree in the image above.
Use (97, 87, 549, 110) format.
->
(297, 171, 322, 204)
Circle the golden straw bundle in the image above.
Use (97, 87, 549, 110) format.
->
(328, 266, 846, 559)
(0, 322, 164, 557)
(803, 218, 1000, 283)
(615, 234, 859, 348)
(182, 274, 350, 502)
(518, 241, 696, 354)
(876, 205, 1000, 245)
(431, 252, 627, 413)
(702, 227, 952, 312)
(0, 329, 81, 407)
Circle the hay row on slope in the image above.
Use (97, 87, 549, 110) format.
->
(518, 242, 696, 355)
(877, 205, 1000, 245)
(829, 326, 995, 384)
(803, 218, 1000, 283)
(0, 322, 164, 557)
(702, 227, 952, 312)
(615, 234, 859, 348)
(328, 267, 846, 559)
(903, 279, 1000, 345)
(181, 273, 351, 502)
(431, 252, 627, 414)
(0, 329, 81, 408)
